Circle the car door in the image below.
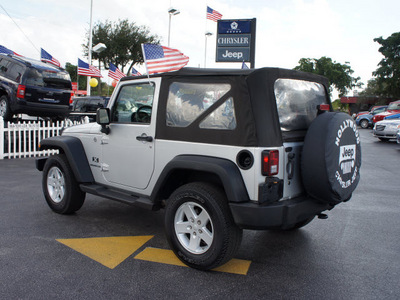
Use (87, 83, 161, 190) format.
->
(101, 78, 160, 190)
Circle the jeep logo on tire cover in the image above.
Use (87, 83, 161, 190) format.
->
(334, 119, 360, 189)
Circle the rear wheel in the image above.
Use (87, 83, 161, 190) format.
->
(42, 154, 85, 214)
(165, 182, 242, 270)
(0, 95, 13, 121)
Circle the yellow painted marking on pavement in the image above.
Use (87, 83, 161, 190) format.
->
(56, 236, 153, 269)
(134, 247, 251, 275)
(135, 247, 187, 267)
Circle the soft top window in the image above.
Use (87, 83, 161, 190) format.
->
(274, 79, 327, 131)
(166, 82, 236, 130)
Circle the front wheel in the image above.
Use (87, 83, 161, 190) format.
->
(42, 154, 85, 214)
(360, 119, 369, 129)
(165, 182, 242, 270)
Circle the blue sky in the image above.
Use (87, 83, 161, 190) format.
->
(1, 0, 398, 96)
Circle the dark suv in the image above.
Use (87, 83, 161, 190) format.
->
(68, 96, 109, 122)
(0, 54, 73, 121)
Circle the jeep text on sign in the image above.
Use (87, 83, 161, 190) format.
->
(217, 48, 250, 62)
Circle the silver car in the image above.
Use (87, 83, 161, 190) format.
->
(373, 119, 400, 142)
(397, 129, 400, 144)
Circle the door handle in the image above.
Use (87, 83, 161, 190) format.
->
(136, 134, 153, 142)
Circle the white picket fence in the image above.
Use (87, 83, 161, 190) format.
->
(0, 116, 88, 159)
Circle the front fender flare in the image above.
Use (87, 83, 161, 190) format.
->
(37, 136, 94, 183)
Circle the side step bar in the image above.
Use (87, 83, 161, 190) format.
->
(80, 184, 159, 211)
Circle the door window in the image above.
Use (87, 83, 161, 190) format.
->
(111, 82, 155, 124)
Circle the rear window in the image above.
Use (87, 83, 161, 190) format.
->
(274, 79, 327, 131)
(25, 68, 72, 89)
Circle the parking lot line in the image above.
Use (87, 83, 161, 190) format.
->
(56, 236, 154, 269)
(134, 247, 251, 275)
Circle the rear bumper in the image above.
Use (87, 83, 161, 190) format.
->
(12, 100, 70, 116)
(229, 196, 331, 230)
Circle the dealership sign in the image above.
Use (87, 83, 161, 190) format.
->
(216, 19, 256, 67)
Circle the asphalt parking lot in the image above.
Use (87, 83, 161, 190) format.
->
(0, 129, 399, 299)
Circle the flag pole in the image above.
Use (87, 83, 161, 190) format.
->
(141, 44, 150, 80)
(87, 0, 93, 96)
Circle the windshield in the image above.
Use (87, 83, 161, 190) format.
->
(25, 68, 72, 89)
(387, 102, 400, 110)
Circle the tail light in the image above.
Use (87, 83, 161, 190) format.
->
(69, 92, 74, 104)
(318, 104, 330, 111)
(17, 85, 26, 99)
(262, 150, 279, 176)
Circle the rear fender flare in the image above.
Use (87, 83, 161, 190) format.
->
(151, 155, 250, 204)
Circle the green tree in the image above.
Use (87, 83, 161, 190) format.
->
(294, 57, 362, 96)
(372, 32, 400, 98)
(84, 19, 160, 74)
(65, 62, 87, 90)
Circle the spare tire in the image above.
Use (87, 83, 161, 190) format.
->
(301, 112, 361, 204)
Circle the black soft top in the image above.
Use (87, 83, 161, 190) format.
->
(123, 67, 330, 147)
(121, 67, 327, 83)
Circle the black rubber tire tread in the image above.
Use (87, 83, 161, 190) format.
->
(42, 154, 85, 214)
(0, 95, 13, 122)
(165, 182, 243, 270)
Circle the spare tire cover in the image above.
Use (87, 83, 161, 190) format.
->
(301, 112, 361, 204)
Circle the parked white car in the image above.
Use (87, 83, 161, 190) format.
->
(373, 119, 400, 142)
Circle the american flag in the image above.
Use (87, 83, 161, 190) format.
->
(77, 58, 102, 77)
(142, 44, 189, 74)
(131, 67, 141, 76)
(108, 63, 126, 81)
(40, 48, 60, 67)
(207, 6, 222, 22)
(0, 45, 22, 56)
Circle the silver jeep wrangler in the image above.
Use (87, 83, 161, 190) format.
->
(36, 67, 361, 270)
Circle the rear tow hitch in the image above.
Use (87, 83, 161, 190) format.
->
(318, 213, 328, 219)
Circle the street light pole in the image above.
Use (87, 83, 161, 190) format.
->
(87, 0, 93, 96)
(168, 7, 180, 47)
(204, 32, 212, 68)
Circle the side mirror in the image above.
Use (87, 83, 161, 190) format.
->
(96, 108, 110, 134)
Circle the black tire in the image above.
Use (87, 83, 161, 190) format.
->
(165, 182, 242, 270)
(360, 119, 369, 129)
(42, 154, 85, 214)
(0, 95, 13, 122)
(301, 112, 361, 204)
